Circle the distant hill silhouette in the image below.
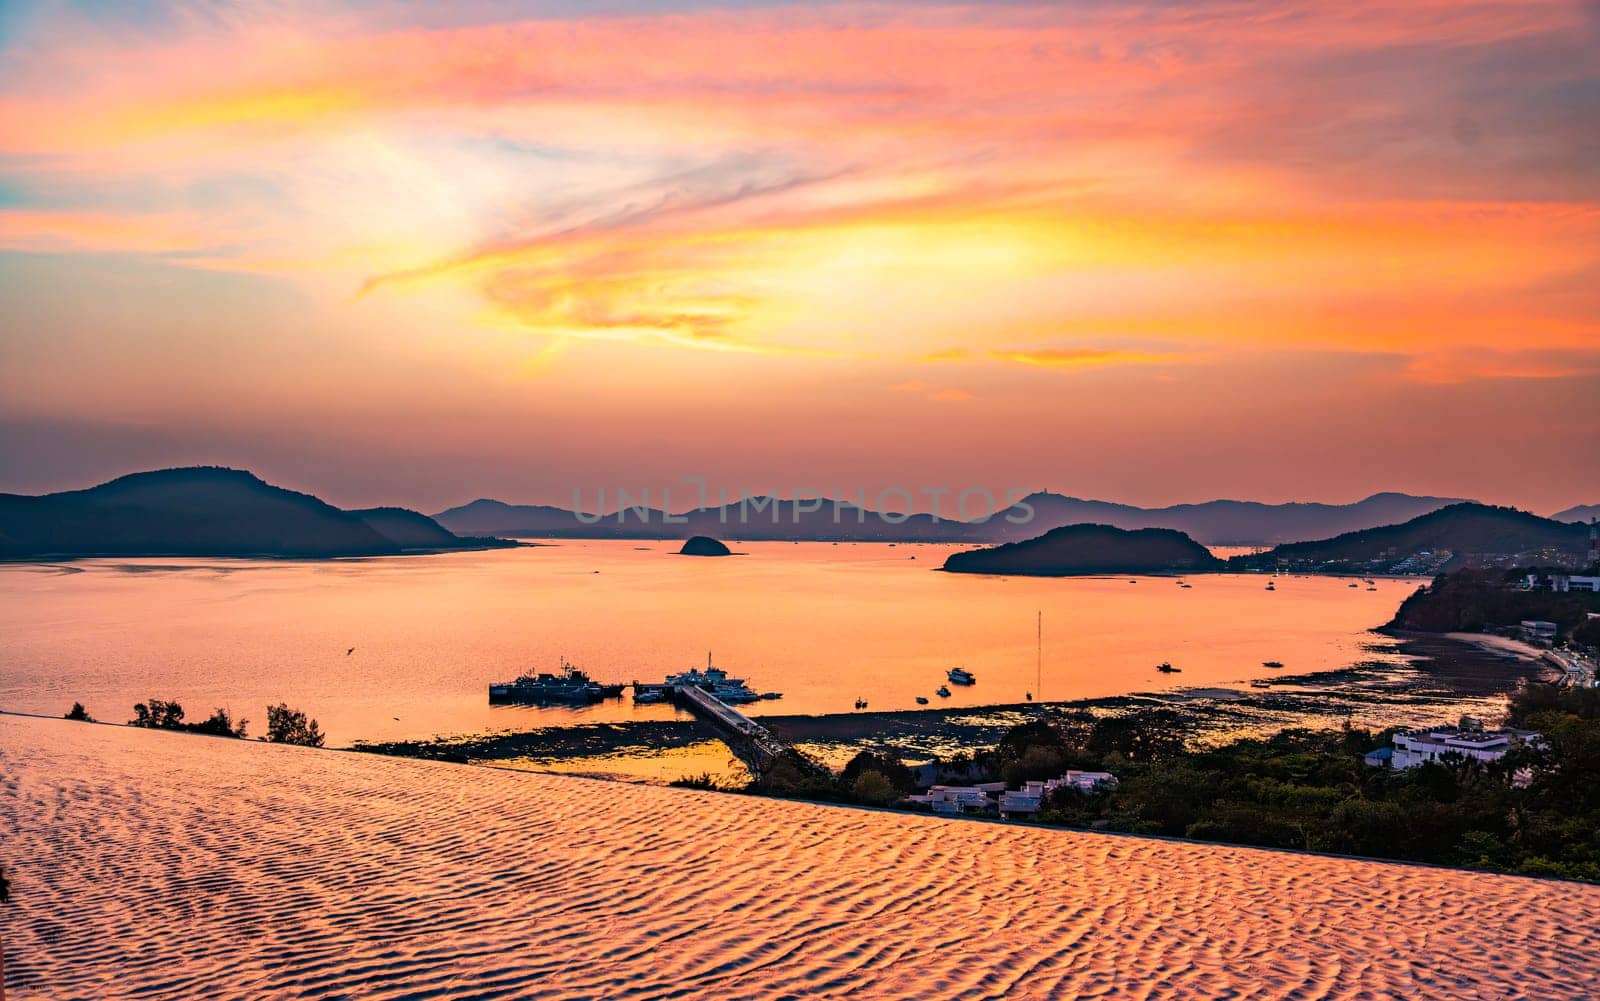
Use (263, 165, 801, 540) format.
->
(1229, 503, 1588, 572)
(434, 496, 988, 542)
(993, 491, 1466, 545)
(436, 491, 1465, 546)
(431, 499, 604, 538)
(350, 507, 514, 552)
(1552, 504, 1600, 524)
(0, 468, 509, 558)
(942, 524, 1225, 576)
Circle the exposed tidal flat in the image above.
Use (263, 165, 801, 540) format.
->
(362, 632, 1553, 780)
(4, 713, 1598, 1001)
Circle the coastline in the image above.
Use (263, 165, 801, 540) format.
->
(0, 539, 534, 563)
(356, 630, 1558, 776)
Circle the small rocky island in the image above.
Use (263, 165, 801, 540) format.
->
(942, 523, 1223, 576)
(678, 535, 732, 557)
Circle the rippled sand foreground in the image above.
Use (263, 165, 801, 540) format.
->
(3, 715, 1597, 1000)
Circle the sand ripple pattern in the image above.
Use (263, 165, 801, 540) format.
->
(2, 715, 1598, 1000)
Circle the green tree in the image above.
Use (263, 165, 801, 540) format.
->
(1089, 709, 1186, 761)
(130, 699, 185, 729)
(64, 702, 93, 722)
(265, 703, 326, 747)
(850, 770, 898, 806)
(1001, 745, 1067, 787)
(840, 749, 915, 793)
(192, 707, 247, 738)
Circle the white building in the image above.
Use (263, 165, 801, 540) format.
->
(1373, 721, 1541, 771)
(1517, 574, 1600, 593)
(913, 772, 1119, 818)
(909, 783, 1006, 814)
(998, 772, 1119, 818)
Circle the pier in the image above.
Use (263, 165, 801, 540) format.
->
(665, 683, 791, 778)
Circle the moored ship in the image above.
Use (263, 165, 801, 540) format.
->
(489, 659, 625, 704)
(665, 654, 773, 703)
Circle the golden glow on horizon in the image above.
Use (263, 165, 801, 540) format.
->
(0, 1, 1596, 508)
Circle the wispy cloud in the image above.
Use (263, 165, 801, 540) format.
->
(1403, 347, 1600, 384)
(922, 345, 1179, 370)
(1, 0, 1597, 511)
(988, 347, 1173, 369)
(890, 379, 973, 402)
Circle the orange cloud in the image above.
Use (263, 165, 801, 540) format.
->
(987, 348, 1173, 370)
(891, 380, 974, 402)
(2, 0, 1597, 514)
(1403, 348, 1600, 384)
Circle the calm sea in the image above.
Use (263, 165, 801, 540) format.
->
(0, 541, 1410, 744)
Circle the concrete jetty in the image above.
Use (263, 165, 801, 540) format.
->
(665, 683, 790, 777)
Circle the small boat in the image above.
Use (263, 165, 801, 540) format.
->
(1366, 586, 1377, 591)
(947, 667, 976, 686)
(936, 686, 952, 698)
(632, 685, 668, 704)
(758, 691, 784, 700)
(1265, 581, 1276, 591)
(1250, 679, 1272, 689)
(1262, 660, 1285, 668)
(915, 696, 930, 705)
(1156, 662, 1181, 674)
(1025, 691, 1033, 702)
(1348, 582, 1359, 588)
(853, 697, 869, 710)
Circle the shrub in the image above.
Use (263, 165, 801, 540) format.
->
(850, 770, 899, 806)
(130, 698, 186, 729)
(192, 707, 248, 738)
(128, 699, 245, 737)
(265, 703, 326, 747)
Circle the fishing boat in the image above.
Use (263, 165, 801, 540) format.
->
(947, 667, 976, 685)
(1156, 662, 1181, 674)
(489, 659, 624, 704)
(915, 696, 930, 705)
(1262, 660, 1285, 668)
(936, 686, 952, 698)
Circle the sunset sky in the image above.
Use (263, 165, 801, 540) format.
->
(1, 0, 1596, 513)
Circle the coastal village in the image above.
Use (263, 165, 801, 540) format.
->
(468, 516, 1600, 830)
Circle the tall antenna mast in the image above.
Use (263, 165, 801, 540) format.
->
(1036, 609, 1043, 701)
